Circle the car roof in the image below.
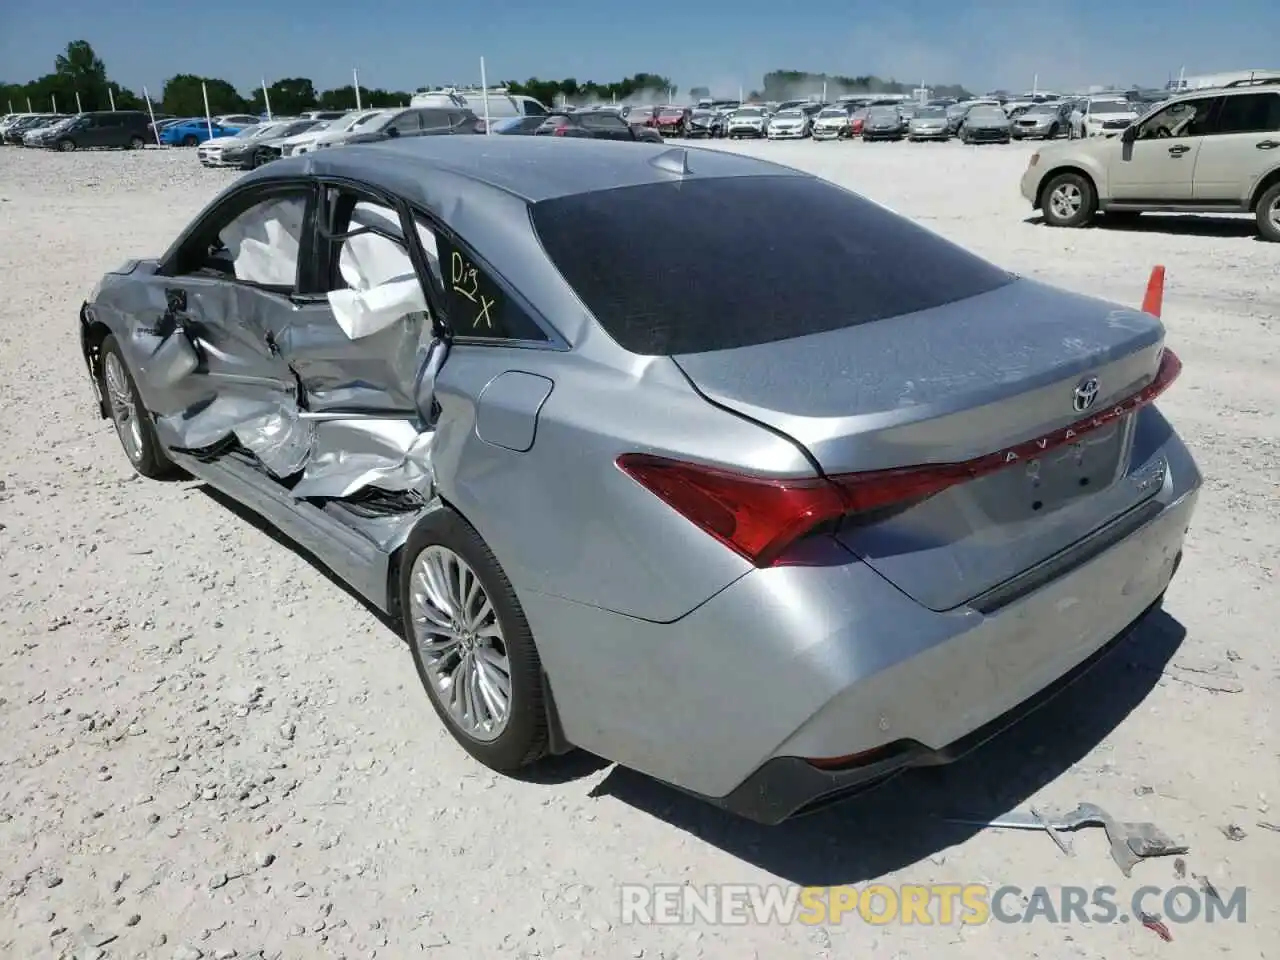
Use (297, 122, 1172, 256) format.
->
(246, 135, 809, 204)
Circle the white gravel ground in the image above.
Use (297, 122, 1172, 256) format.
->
(0, 140, 1276, 960)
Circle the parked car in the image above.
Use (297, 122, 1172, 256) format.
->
(622, 105, 659, 129)
(338, 107, 485, 145)
(811, 105, 854, 140)
(654, 105, 692, 137)
(947, 99, 1001, 135)
(411, 90, 550, 130)
(222, 119, 328, 169)
(197, 121, 293, 167)
(766, 108, 811, 140)
(848, 107, 869, 136)
(1021, 80, 1280, 241)
(1070, 97, 1141, 139)
(687, 108, 726, 138)
(906, 106, 951, 141)
(17, 115, 72, 146)
(861, 105, 906, 141)
(79, 135, 1199, 825)
(535, 111, 663, 142)
(727, 106, 768, 138)
(1011, 102, 1073, 140)
(278, 109, 388, 156)
(3, 114, 62, 145)
(161, 117, 247, 147)
(959, 105, 1013, 144)
(491, 116, 547, 135)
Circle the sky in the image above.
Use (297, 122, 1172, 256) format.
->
(1, 0, 1277, 99)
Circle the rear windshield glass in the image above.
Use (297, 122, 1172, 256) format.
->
(529, 175, 1014, 355)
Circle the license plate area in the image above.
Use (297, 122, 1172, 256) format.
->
(977, 419, 1129, 523)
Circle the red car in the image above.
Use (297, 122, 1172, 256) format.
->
(849, 108, 869, 136)
(625, 105, 659, 128)
(655, 105, 692, 137)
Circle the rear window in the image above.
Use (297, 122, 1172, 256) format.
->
(529, 176, 1014, 355)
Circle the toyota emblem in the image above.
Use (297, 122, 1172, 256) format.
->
(1073, 377, 1100, 412)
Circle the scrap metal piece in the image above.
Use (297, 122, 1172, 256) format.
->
(945, 802, 1187, 876)
(1030, 804, 1074, 857)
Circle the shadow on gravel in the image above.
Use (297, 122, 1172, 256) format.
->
(192, 480, 1188, 884)
(1025, 212, 1260, 239)
(198, 484, 401, 634)
(589, 609, 1187, 887)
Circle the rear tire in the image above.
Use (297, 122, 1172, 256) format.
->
(100, 335, 177, 479)
(57, 139, 75, 152)
(181, 134, 198, 147)
(1255, 181, 1280, 242)
(1040, 172, 1097, 228)
(128, 136, 145, 150)
(400, 509, 550, 772)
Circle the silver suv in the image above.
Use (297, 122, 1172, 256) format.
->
(1020, 78, 1280, 241)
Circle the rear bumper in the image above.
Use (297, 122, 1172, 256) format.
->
(522, 424, 1200, 822)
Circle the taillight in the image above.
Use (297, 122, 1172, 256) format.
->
(618, 348, 1182, 568)
(553, 126, 568, 136)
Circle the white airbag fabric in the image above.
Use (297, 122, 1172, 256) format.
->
(222, 197, 306, 286)
(326, 205, 430, 339)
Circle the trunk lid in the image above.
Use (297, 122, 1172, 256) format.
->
(672, 277, 1167, 611)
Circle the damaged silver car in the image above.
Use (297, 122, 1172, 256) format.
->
(81, 137, 1200, 824)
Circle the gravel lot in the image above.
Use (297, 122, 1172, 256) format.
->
(0, 140, 1276, 960)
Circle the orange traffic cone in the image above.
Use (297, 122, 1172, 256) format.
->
(1141, 265, 1165, 317)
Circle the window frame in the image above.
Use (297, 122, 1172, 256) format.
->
(1134, 96, 1220, 140)
(156, 178, 319, 298)
(406, 203, 566, 350)
(308, 182, 419, 302)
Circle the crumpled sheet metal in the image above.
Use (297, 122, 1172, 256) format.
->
(290, 418, 435, 500)
(233, 404, 316, 478)
(148, 196, 445, 503)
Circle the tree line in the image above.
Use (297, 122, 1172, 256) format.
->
(2, 42, 974, 120)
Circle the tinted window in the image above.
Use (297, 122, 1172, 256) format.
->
(530, 176, 1013, 355)
(1212, 93, 1280, 134)
(580, 113, 627, 129)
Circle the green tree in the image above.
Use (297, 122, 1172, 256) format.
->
(246, 77, 318, 115)
(54, 40, 109, 110)
(162, 74, 247, 116)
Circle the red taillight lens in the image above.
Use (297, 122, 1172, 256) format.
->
(617, 454, 846, 566)
(553, 126, 568, 136)
(618, 348, 1182, 568)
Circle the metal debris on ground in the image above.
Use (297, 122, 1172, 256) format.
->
(1194, 873, 1224, 906)
(944, 802, 1188, 876)
(1257, 821, 1280, 833)
(1139, 912, 1173, 941)
(1221, 823, 1246, 841)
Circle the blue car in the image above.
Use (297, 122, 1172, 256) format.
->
(160, 118, 246, 147)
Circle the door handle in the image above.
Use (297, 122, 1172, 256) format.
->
(1167, 145, 1190, 156)
(1257, 140, 1280, 150)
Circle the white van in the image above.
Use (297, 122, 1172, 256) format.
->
(410, 89, 549, 128)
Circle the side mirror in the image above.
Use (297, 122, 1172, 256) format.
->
(1121, 125, 1138, 143)
(385, 126, 400, 138)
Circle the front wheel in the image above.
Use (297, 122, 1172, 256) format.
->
(1040, 172, 1097, 228)
(181, 134, 198, 147)
(401, 510, 551, 771)
(100, 335, 176, 478)
(1256, 181, 1280, 242)
(128, 135, 145, 150)
(57, 139, 75, 152)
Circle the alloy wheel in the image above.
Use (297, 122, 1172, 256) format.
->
(1049, 183, 1083, 220)
(409, 545, 512, 742)
(104, 352, 144, 464)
